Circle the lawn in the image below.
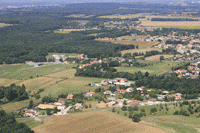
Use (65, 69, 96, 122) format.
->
(32, 111, 166, 133)
(116, 61, 181, 75)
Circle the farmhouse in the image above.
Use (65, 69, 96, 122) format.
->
(85, 91, 95, 97)
(67, 94, 73, 99)
(106, 101, 116, 107)
(103, 90, 112, 95)
(74, 103, 83, 109)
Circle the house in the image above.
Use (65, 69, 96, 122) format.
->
(64, 61, 69, 64)
(37, 104, 57, 109)
(116, 90, 127, 94)
(58, 98, 67, 103)
(129, 100, 141, 105)
(103, 90, 112, 95)
(136, 86, 145, 91)
(24, 108, 39, 117)
(106, 101, 116, 107)
(25, 61, 33, 64)
(54, 102, 64, 106)
(126, 87, 134, 93)
(79, 65, 85, 69)
(72, 60, 76, 63)
(147, 89, 155, 93)
(85, 91, 95, 97)
(113, 78, 127, 83)
(148, 98, 157, 103)
(74, 103, 83, 110)
(157, 94, 166, 99)
(107, 97, 116, 101)
(67, 94, 73, 99)
(90, 61, 98, 64)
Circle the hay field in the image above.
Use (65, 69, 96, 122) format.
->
(0, 23, 13, 27)
(95, 39, 159, 47)
(54, 29, 86, 34)
(32, 111, 166, 133)
(46, 53, 79, 59)
(1, 98, 41, 113)
(145, 54, 174, 61)
(98, 13, 146, 19)
(121, 48, 162, 55)
(0, 78, 22, 86)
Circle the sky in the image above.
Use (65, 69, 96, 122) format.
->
(0, 0, 188, 3)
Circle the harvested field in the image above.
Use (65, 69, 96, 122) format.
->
(32, 111, 167, 133)
(98, 13, 146, 19)
(145, 54, 174, 61)
(0, 23, 13, 27)
(1, 98, 41, 113)
(141, 21, 200, 28)
(95, 39, 159, 47)
(0, 78, 22, 86)
(45, 69, 76, 79)
(18, 77, 63, 94)
(121, 48, 162, 55)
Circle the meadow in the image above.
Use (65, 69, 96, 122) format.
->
(32, 111, 166, 133)
(145, 54, 174, 61)
(46, 53, 80, 59)
(111, 101, 200, 133)
(54, 29, 86, 34)
(121, 48, 162, 55)
(116, 61, 181, 75)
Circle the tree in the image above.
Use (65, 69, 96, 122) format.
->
(89, 104, 92, 108)
(136, 45, 139, 49)
(53, 107, 58, 113)
(160, 56, 164, 62)
(28, 100, 33, 109)
(123, 100, 127, 105)
(132, 114, 141, 122)
(145, 71, 149, 77)
(122, 106, 127, 111)
(112, 107, 116, 112)
(46, 109, 51, 115)
(59, 58, 63, 62)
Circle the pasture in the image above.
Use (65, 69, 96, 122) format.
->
(116, 61, 181, 75)
(98, 13, 147, 19)
(112, 102, 200, 133)
(32, 111, 166, 133)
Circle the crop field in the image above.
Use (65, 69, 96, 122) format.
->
(117, 35, 147, 40)
(140, 21, 200, 29)
(98, 13, 147, 19)
(54, 29, 86, 34)
(112, 102, 200, 133)
(32, 111, 166, 133)
(145, 54, 174, 61)
(0, 78, 22, 86)
(95, 39, 159, 47)
(116, 61, 181, 75)
(1, 98, 41, 113)
(67, 14, 94, 18)
(121, 48, 162, 55)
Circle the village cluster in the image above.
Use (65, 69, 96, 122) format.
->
(24, 77, 183, 117)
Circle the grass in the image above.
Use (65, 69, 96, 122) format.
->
(1, 98, 41, 113)
(32, 111, 166, 133)
(95, 39, 160, 47)
(121, 48, 162, 55)
(0, 63, 76, 80)
(16, 118, 44, 129)
(98, 13, 146, 19)
(54, 29, 85, 34)
(116, 61, 181, 75)
(145, 54, 174, 61)
(111, 102, 200, 133)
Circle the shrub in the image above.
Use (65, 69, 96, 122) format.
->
(132, 114, 141, 122)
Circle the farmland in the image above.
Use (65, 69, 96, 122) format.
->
(111, 102, 200, 133)
(145, 55, 174, 61)
(95, 39, 160, 48)
(46, 53, 80, 59)
(32, 111, 166, 133)
(121, 48, 162, 55)
(54, 29, 86, 34)
(0, 23, 13, 27)
(116, 61, 181, 75)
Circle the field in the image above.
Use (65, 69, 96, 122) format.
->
(17, 118, 44, 129)
(145, 55, 174, 61)
(95, 39, 160, 48)
(116, 61, 181, 75)
(0, 98, 41, 113)
(140, 21, 200, 29)
(112, 102, 200, 133)
(98, 13, 147, 19)
(54, 29, 86, 34)
(32, 111, 166, 133)
(121, 48, 162, 55)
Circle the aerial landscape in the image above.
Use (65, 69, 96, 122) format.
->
(1, 0, 200, 133)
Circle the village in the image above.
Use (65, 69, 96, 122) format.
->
(23, 77, 187, 118)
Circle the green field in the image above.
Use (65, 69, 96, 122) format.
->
(111, 102, 200, 133)
(17, 118, 44, 129)
(116, 61, 181, 75)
